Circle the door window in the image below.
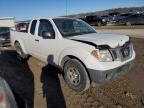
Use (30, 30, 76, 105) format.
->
(38, 20, 55, 38)
(30, 20, 37, 35)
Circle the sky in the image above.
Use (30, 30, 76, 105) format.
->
(0, 0, 144, 20)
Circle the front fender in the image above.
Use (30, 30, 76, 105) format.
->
(58, 47, 90, 67)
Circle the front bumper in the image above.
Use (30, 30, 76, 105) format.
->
(88, 60, 134, 85)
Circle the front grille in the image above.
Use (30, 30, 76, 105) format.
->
(110, 41, 133, 61)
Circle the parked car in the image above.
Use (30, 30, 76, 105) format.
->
(115, 13, 132, 21)
(0, 77, 17, 108)
(119, 13, 144, 26)
(11, 17, 135, 92)
(82, 15, 106, 26)
(107, 12, 120, 23)
(100, 15, 109, 23)
(0, 27, 10, 46)
(101, 15, 118, 24)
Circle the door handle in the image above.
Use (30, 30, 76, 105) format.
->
(35, 39, 39, 42)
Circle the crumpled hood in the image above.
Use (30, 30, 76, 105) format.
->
(68, 33, 129, 48)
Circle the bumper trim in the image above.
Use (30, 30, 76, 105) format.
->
(88, 60, 134, 85)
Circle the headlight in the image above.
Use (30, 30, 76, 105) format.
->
(0, 38, 5, 41)
(102, 19, 105, 22)
(0, 77, 17, 108)
(91, 50, 113, 62)
(99, 50, 113, 62)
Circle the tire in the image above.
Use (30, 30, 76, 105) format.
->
(64, 59, 90, 92)
(126, 21, 131, 26)
(15, 42, 28, 60)
(97, 22, 102, 26)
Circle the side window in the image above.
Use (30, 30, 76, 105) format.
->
(38, 20, 55, 38)
(30, 20, 37, 35)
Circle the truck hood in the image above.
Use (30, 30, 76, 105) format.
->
(68, 33, 129, 48)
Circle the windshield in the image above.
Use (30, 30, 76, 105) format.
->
(53, 18, 96, 37)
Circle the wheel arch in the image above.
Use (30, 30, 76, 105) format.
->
(14, 40, 28, 54)
(61, 55, 91, 81)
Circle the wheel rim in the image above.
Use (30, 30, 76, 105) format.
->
(67, 67, 81, 86)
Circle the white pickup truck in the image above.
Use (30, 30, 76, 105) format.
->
(11, 17, 135, 92)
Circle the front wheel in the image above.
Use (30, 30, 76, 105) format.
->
(97, 22, 102, 26)
(64, 59, 90, 92)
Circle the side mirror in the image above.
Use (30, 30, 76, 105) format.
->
(42, 31, 55, 39)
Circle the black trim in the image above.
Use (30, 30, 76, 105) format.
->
(88, 60, 134, 84)
(71, 39, 110, 50)
(71, 39, 131, 50)
(71, 39, 97, 47)
(97, 45, 110, 50)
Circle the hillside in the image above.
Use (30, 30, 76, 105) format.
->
(68, 7, 144, 18)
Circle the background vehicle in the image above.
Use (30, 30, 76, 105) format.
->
(0, 17, 15, 47)
(11, 17, 135, 92)
(119, 13, 144, 26)
(113, 13, 133, 23)
(100, 15, 110, 24)
(0, 27, 10, 46)
(101, 15, 119, 24)
(0, 77, 18, 108)
(82, 15, 106, 26)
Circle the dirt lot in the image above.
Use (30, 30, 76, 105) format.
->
(0, 37, 144, 108)
(95, 25, 144, 30)
(97, 29, 144, 38)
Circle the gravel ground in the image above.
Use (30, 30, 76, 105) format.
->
(0, 37, 144, 108)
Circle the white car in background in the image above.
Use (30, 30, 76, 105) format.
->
(11, 17, 135, 92)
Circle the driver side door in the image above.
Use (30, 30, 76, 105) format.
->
(35, 19, 57, 64)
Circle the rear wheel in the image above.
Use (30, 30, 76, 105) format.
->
(126, 21, 131, 26)
(97, 22, 102, 26)
(15, 42, 28, 60)
(64, 59, 90, 92)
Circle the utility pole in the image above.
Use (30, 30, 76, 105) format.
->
(66, 0, 68, 16)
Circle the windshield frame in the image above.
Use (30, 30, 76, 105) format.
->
(53, 18, 96, 37)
